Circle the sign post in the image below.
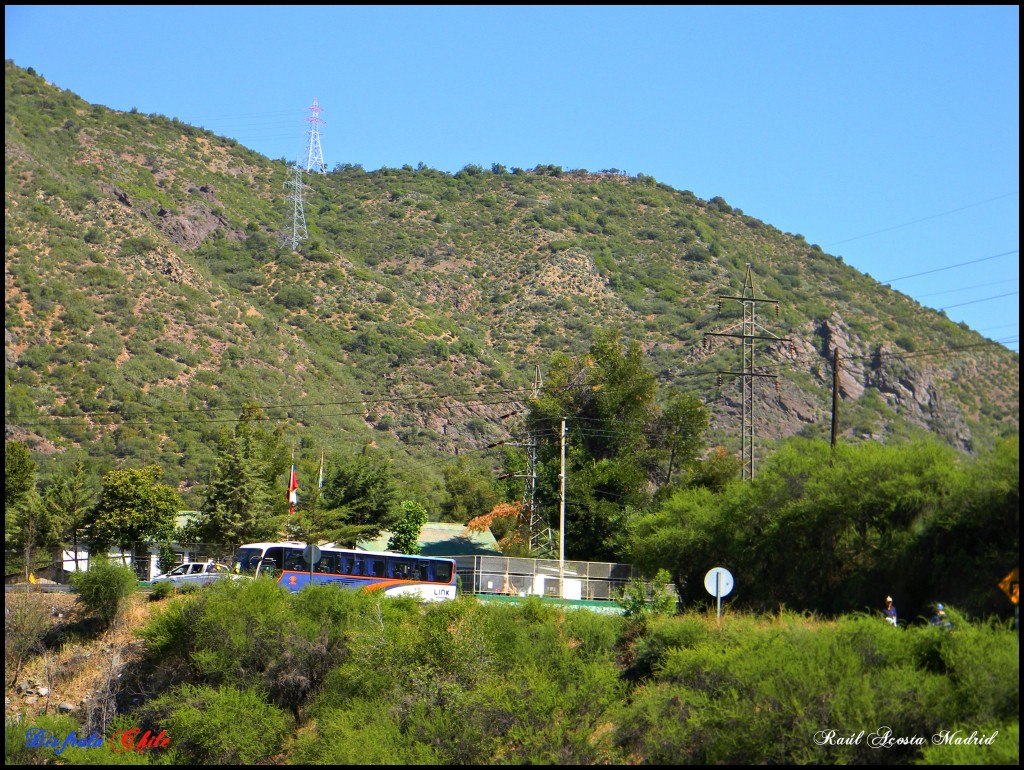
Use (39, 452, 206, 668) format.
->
(303, 544, 321, 588)
(704, 567, 734, 622)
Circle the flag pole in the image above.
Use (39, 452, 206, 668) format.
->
(288, 449, 299, 515)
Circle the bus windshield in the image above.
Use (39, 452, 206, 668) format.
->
(233, 547, 264, 573)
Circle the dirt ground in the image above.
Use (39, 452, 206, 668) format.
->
(5, 588, 153, 723)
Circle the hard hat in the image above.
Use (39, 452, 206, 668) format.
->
(886, 596, 893, 602)
(936, 603, 944, 611)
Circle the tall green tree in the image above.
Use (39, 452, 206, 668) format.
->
(5, 442, 53, 580)
(284, 482, 344, 546)
(903, 434, 1019, 615)
(87, 465, 180, 562)
(652, 391, 709, 491)
(441, 456, 498, 522)
(387, 500, 429, 554)
(5, 441, 36, 545)
(526, 330, 663, 561)
(628, 485, 734, 603)
(10, 490, 54, 583)
(320, 444, 397, 546)
(43, 459, 95, 577)
(197, 404, 289, 549)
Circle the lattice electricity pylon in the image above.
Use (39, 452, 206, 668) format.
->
(283, 165, 308, 249)
(703, 263, 791, 480)
(499, 365, 555, 557)
(303, 97, 326, 174)
(523, 433, 556, 557)
(524, 365, 555, 556)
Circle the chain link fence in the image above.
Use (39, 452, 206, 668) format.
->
(453, 554, 641, 602)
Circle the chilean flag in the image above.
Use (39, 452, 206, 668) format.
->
(288, 464, 299, 514)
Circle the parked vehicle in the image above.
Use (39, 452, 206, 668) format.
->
(151, 560, 239, 588)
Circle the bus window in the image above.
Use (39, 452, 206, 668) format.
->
(366, 557, 386, 577)
(264, 547, 284, 570)
(234, 548, 262, 573)
(315, 552, 336, 573)
(283, 549, 306, 571)
(433, 561, 453, 583)
(389, 557, 410, 579)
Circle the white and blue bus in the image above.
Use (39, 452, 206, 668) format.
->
(232, 541, 457, 602)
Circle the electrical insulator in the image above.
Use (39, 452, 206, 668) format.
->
(775, 378, 781, 394)
(775, 303, 780, 317)
(717, 298, 723, 311)
(716, 373, 723, 387)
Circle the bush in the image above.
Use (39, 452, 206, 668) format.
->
(917, 721, 1018, 765)
(5, 713, 81, 765)
(70, 557, 138, 628)
(5, 594, 51, 686)
(149, 580, 174, 601)
(613, 610, 1020, 764)
(291, 701, 440, 764)
(274, 285, 314, 309)
(137, 591, 206, 661)
(618, 569, 677, 620)
(142, 684, 290, 764)
(189, 578, 292, 683)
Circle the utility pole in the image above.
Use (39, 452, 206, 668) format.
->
(558, 418, 566, 599)
(303, 97, 326, 174)
(704, 264, 791, 480)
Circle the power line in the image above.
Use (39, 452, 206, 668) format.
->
(940, 291, 1019, 311)
(844, 339, 1018, 363)
(12, 395, 532, 429)
(916, 277, 1018, 299)
(825, 192, 1019, 247)
(70, 385, 538, 419)
(880, 250, 1018, 284)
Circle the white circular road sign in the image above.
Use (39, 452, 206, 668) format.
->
(704, 567, 734, 598)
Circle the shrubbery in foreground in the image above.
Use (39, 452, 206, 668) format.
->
(10, 579, 1016, 765)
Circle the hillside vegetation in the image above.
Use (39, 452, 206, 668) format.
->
(4, 60, 1018, 509)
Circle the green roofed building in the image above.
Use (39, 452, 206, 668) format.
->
(358, 521, 502, 557)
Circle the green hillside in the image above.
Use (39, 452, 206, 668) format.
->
(4, 60, 1018, 506)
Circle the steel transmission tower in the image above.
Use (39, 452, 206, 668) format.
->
(499, 365, 554, 557)
(522, 365, 555, 556)
(704, 264, 791, 480)
(283, 165, 308, 249)
(303, 97, 326, 174)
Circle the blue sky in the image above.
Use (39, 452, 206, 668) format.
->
(6, 5, 1019, 352)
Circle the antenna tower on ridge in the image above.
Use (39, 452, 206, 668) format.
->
(303, 97, 326, 174)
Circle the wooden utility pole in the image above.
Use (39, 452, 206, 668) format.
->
(559, 419, 566, 599)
